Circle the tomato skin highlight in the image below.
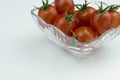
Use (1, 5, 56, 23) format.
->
(90, 11, 112, 35)
(74, 26, 98, 42)
(38, 5, 59, 24)
(55, 0, 74, 14)
(53, 13, 77, 36)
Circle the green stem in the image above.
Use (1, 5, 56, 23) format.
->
(97, 1, 110, 17)
(41, 0, 48, 9)
(75, 0, 90, 12)
(108, 4, 120, 12)
(65, 12, 74, 22)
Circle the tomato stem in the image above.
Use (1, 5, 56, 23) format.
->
(97, 2, 110, 17)
(74, 4, 82, 10)
(34, 0, 49, 9)
(81, 0, 89, 11)
(98, 2, 108, 13)
(108, 4, 120, 12)
(41, 0, 48, 9)
(65, 12, 74, 22)
(75, 0, 90, 12)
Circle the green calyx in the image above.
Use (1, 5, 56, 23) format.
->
(98, 2, 108, 13)
(96, 2, 120, 17)
(41, 0, 48, 9)
(65, 12, 74, 22)
(108, 4, 120, 12)
(96, 1, 110, 17)
(75, 0, 90, 12)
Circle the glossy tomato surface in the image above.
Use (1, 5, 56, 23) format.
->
(74, 26, 98, 42)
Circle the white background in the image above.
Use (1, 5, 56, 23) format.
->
(0, 0, 120, 80)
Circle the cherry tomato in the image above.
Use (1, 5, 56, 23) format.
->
(74, 26, 98, 42)
(90, 11, 112, 35)
(75, 0, 96, 26)
(55, 0, 74, 14)
(79, 7, 96, 26)
(109, 11, 120, 28)
(53, 13, 77, 36)
(107, 5, 120, 28)
(38, 3, 59, 24)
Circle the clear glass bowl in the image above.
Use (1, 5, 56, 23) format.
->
(31, 1, 120, 57)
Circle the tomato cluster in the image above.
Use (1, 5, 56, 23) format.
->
(38, 0, 120, 42)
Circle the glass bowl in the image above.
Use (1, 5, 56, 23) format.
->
(31, 1, 120, 57)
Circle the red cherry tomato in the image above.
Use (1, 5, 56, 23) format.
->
(74, 26, 98, 42)
(75, 0, 96, 26)
(109, 11, 120, 28)
(55, 0, 74, 14)
(38, 5, 59, 24)
(107, 5, 120, 28)
(90, 11, 112, 35)
(53, 13, 77, 36)
(79, 7, 96, 26)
